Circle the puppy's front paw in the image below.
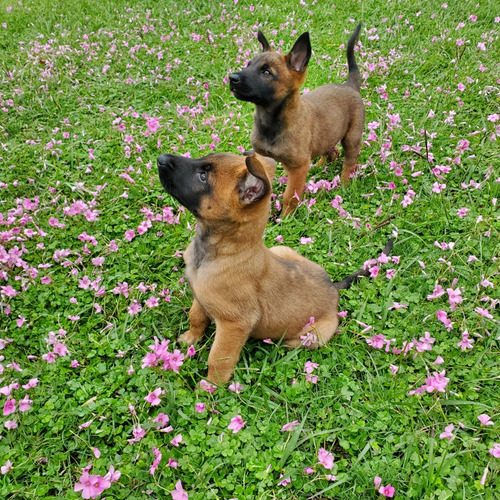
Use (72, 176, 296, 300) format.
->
(178, 330, 201, 345)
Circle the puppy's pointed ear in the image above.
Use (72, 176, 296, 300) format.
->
(239, 155, 270, 205)
(287, 32, 311, 73)
(257, 30, 272, 52)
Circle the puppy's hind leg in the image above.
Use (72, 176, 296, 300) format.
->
(269, 245, 309, 263)
(285, 312, 340, 349)
(340, 119, 364, 184)
(178, 298, 211, 345)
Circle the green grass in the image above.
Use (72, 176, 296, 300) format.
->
(0, 0, 499, 498)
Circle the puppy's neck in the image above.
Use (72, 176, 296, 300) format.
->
(254, 92, 301, 142)
(193, 215, 267, 265)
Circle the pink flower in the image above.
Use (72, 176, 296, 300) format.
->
(478, 414, 494, 426)
(278, 476, 291, 486)
(186, 345, 196, 357)
(436, 310, 453, 331)
(489, 443, 500, 458)
(425, 370, 450, 393)
(195, 403, 206, 413)
(475, 307, 493, 319)
(228, 382, 244, 394)
(433, 356, 445, 365)
(480, 466, 489, 486)
(170, 434, 183, 446)
(128, 425, 146, 444)
(149, 446, 162, 475)
(170, 480, 188, 500)
(74, 472, 111, 499)
(374, 476, 382, 488)
(53, 342, 70, 357)
(300, 237, 314, 244)
(199, 379, 216, 393)
(456, 207, 469, 218)
(92, 448, 101, 459)
(281, 420, 300, 432)
(1, 285, 18, 298)
(439, 423, 454, 439)
(427, 284, 445, 300)
(103, 465, 121, 483)
(388, 301, 407, 310)
(379, 484, 395, 497)
(22, 378, 38, 390)
(366, 334, 387, 349)
(389, 364, 399, 375)
(5, 420, 17, 430)
(145, 296, 159, 308)
(127, 300, 142, 316)
(304, 361, 319, 374)
(1, 460, 12, 475)
(146, 116, 161, 133)
(447, 287, 463, 309)
(153, 412, 169, 429)
(300, 332, 318, 346)
(3, 398, 16, 416)
(416, 331, 435, 352)
(317, 448, 334, 470)
(457, 331, 474, 351)
(124, 229, 135, 241)
(144, 388, 163, 406)
(432, 182, 446, 193)
(228, 415, 246, 434)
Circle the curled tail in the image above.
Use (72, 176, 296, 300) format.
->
(333, 238, 394, 290)
(345, 22, 362, 92)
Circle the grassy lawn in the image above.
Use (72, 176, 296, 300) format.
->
(0, 0, 498, 498)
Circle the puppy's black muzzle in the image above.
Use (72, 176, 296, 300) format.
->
(229, 72, 242, 88)
(157, 153, 174, 170)
(157, 153, 175, 191)
(157, 153, 211, 217)
(229, 71, 249, 99)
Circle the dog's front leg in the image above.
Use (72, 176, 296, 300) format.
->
(178, 299, 211, 345)
(206, 319, 252, 384)
(282, 164, 309, 215)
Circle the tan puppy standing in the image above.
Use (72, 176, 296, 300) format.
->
(157, 151, 392, 384)
(229, 23, 365, 215)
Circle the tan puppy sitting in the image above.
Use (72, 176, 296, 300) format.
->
(229, 24, 365, 215)
(157, 151, 391, 384)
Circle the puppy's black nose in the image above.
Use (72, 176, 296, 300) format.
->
(157, 153, 172, 168)
(229, 73, 241, 85)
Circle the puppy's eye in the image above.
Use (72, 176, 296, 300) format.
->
(199, 171, 207, 182)
(262, 69, 271, 76)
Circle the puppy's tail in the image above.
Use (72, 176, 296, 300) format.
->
(333, 238, 393, 290)
(345, 22, 362, 92)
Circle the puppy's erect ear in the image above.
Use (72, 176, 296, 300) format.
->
(257, 30, 271, 52)
(239, 155, 271, 205)
(287, 32, 311, 73)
